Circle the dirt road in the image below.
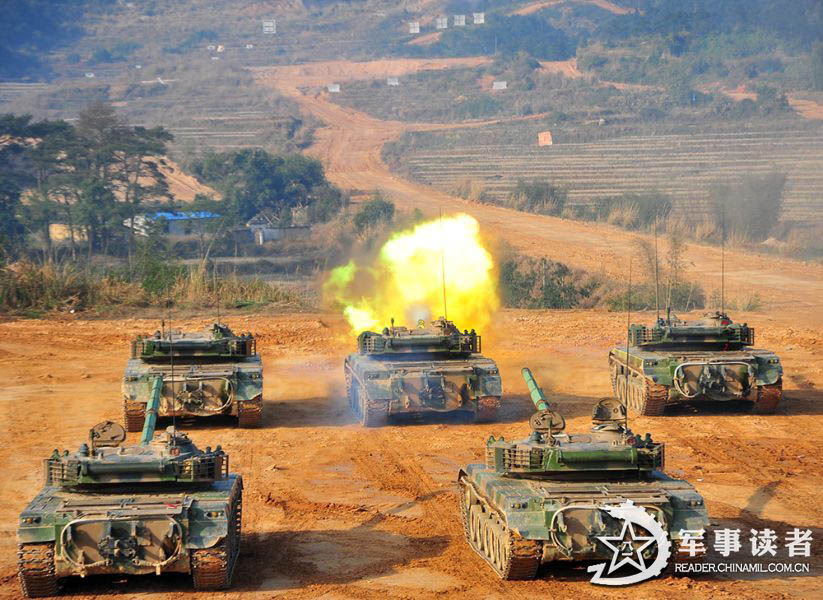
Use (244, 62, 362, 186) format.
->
(254, 60, 823, 321)
(0, 310, 820, 598)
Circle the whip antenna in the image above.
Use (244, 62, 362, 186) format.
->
(167, 298, 176, 445)
(721, 204, 725, 315)
(654, 216, 660, 323)
(625, 256, 632, 409)
(440, 208, 448, 321)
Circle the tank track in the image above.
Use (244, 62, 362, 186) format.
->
(348, 379, 388, 427)
(237, 400, 263, 428)
(123, 399, 146, 433)
(610, 357, 667, 416)
(459, 477, 541, 580)
(474, 396, 500, 423)
(751, 380, 782, 414)
(191, 486, 242, 590)
(18, 543, 58, 598)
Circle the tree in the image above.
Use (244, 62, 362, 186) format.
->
(192, 148, 343, 224)
(353, 196, 395, 233)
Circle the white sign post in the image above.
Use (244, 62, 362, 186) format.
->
(473, 12, 485, 24)
(262, 19, 276, 34)
(408, 21, 420, 34)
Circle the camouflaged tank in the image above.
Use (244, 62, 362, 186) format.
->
(344, 317, 502, 426)
(16, 385, 242, 597)
(123, 322, 263, 429)
(608, 311, 782, 415)
(457, 368, 709, 580)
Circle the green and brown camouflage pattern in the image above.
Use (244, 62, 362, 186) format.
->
(609, 312, 782, 415)
(17, 405, 242, 595)
(457, 369, 709, 578)
(123, 322, 263, 428)
(344, 317, 502, 426)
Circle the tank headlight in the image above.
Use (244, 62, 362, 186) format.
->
(205, 511, 224, 518)
(21, 516, 41, 524)
(486, 369, 499, 375)
(365, 372, 379, 379)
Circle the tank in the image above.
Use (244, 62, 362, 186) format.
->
(16, 385, 243, 596)
(343, 317, 502, 426)
(608, 310, 783, 415)
(457, 368, 709, 580)
(122, 322, 263, 429)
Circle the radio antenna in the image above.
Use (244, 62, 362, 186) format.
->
(167, 298, 176, 445)
(654, 215, 660, 323)
(720, 204, 725, 315)
(625, 255, 632, 409)
(439, 208, 448, 321)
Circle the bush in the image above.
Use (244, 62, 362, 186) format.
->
(353, 196, 395, 233)
(507, 179, 567, 216)
(499, 253, 600, 309)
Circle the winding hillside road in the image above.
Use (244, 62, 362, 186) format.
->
(254, 59, 823, 321)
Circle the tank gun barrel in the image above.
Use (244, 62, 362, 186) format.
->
(521, 368, 549, 412)
(140, 375, 163, 445)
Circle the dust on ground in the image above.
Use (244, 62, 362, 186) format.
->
(0, 308, 821, 599)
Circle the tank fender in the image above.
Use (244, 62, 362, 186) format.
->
(186, 477, 242, 550)
(476, 374, 502, 397)
(17, 524, 56, 544)
(754, 356, 782, 386)
(666, 488, 710, 536)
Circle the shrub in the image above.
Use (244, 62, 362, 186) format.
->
(353, 196, 395, 233)
(507, 179, 567, 216)
(499, 253, 600, 309)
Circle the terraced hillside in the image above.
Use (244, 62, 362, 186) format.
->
(401, 124, 823, 223)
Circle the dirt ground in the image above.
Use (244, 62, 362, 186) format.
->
(0, 308, 821, 599)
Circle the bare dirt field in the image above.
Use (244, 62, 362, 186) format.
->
(0, 309, 821, 599)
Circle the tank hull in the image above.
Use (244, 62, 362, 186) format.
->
(344, 353, 502, 426)
(122, 356, 263, 429)
(458, 465, 708, 579)
(608, 345, 782, 415)
(17, 476, 242, 596)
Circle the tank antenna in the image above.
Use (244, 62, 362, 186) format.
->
(720, 204, 725, 316)
(654, 215, 660, 323)
(439, 207, 448, 321)
(625, 255, 632, 410)
(167, 298, 176, 445)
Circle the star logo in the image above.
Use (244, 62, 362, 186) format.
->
(596, 518, 657, 574)
(587, 500, 673, 586)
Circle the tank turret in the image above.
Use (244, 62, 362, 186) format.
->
(486, 369, 663, 476)
(132, 322, 256, 361)
(344, 317, 501, 426)
(458, 369, 708, 580)
(629, 311, 754, 349)
(356, 316, 479, 356)
(44, 379, 229, 487)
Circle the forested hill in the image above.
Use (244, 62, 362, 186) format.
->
(2, 0, 821, 82)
